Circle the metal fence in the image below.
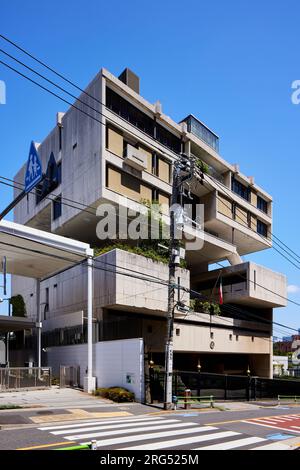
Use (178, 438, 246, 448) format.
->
(147, 370, 300, 403)
(0, 367, 51, 391)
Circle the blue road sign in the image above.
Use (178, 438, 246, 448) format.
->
(25, 141, 43, 194)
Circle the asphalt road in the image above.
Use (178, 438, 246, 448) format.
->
(1, 405, 300, 450)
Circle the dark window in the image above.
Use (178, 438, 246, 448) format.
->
(57, 162, 62, 186)
(231, 177, 249, 201)
(53, 195, 62, 220)
(229, 334, 233, 341)
(156, 123, 181, 153)
(210, 332, 214, 339)
(176, 328, 180, 336)
(152, 153, 158, 176)
(257, 219, 268, 237)
(106, 87, 181, 153)
(257, 195, 268, 213)
(106, 87, 154, 136)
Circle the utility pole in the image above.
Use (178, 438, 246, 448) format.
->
(164, 154, 194, 409)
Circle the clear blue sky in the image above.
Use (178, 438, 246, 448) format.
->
(0, 0, 299, 336)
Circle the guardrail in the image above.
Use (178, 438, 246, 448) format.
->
(173, 394, 214, 409)
(278, 395, 300, 405)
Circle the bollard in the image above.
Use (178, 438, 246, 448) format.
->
(172, 395, 178, 410)
(90, 440, 98, 450)
(210, 395, 214, 408)
(184, 388, 191, 410)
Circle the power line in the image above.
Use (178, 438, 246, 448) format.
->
(1, 201, 298, 336)
(1, 41, 299, 313)
(1, 173, 300, 310)
(2, 42, 300, 271)
(203, 172, 300, 269)
(0, 177, 171, 284)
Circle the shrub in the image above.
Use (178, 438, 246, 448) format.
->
(10, 295, 27, 317)
(94, 387, 135, 402)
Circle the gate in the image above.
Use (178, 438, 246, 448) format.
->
(60, 365, 80, 388)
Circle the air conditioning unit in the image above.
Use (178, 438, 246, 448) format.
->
(124, 144, 148, 171)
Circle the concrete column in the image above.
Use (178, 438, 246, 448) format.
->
(36, 279, 41, 368)
(84, 257, 96, 393)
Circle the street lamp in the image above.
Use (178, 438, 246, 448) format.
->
(197, 360, 202, 372)
(246, 365, 251, 376)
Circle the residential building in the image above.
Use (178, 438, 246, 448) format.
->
(11, 67, 287, 378)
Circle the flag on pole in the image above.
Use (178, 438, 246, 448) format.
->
(218, 277, 223, 305)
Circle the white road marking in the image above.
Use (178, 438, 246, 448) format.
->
(51, 419, 179, 435)
(80, 425, 218, 448)
(120, 431, 240, 450)
(66, 421, 200, 441)
(251, 442, 290, 450)
(198, 436, 267, 450)
(39, 416, 162, 431)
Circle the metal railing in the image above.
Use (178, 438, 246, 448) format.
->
(0, 367, 51, 391)
(278, 395, 300, 405)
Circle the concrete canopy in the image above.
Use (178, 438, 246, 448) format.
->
(0, 315, 37, 332)
(0, 219, 93, 280)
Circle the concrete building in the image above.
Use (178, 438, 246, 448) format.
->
(11, 67, 287, 378)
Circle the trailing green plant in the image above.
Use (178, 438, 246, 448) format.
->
(94, 387, 135, 402)
(196, 159, 209, 174)
(190, 298, 221, 315)
(9, 295, 26, 317)
(93, 198, 188, 268)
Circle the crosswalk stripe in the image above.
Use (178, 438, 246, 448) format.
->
(251, 442, 290, 450)
(80, 425, 218, 448)
(66, 421, 201, 441)
(242, 420, 300, 433)
(253, 419, 282, 424)
(120, 431, 240, 450)
(197, 436, 267, 450)
(39, 416, 162, 431)
(51, 419, 180, 435)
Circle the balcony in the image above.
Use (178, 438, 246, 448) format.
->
(192, 261, 287, 308)
(94, 248, 190, 315)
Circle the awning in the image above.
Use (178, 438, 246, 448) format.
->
(0, 219, 93, 279)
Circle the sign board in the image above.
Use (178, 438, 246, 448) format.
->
(24, 141, 43, 194)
